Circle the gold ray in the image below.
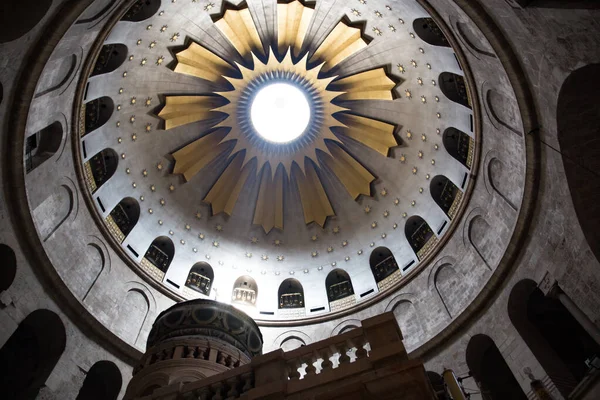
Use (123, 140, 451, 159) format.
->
(253, 163, 284, 233)
(310, 21, 368, 72)
(172, 129, 231, 181)
(203, 152, 254, 216)
(293, 159, 334, 227)
(277, 0, 314, 57)
(320, 142, 374, 199)
(331, 68, 397, 101)
(336, 113, 398, 156)
(214, 6, 264, 58)
(158, 96, 223, 130)
(173, 42, 236, 83)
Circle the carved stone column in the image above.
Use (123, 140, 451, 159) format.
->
(124, 299, 263, 399)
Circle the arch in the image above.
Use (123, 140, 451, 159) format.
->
(468, 215, 492, 267)
(185, 262, 214, 296)
(557, 64, 600, 264)
(35, 52, 79, 98)
(280, 336, 306, 351)
(405, 216, 437, 260)
(508, 279, 600, 396)
(80, 242, 108, 301)
(0, 244, 17, 292)
(113, 288, 150, 345)
(0, 0, 53, 44)
(466, 334, 527, 399)
(330, 319, 361, 337)
(34, 184, 75, 242)
(325, 269, 354, 302)
(433, 263, 468, 318)
(91, 44, 128, 76)
(143, 236, 175, 274)
(482, 82, 522, 136)
(274, 330, 312, 348)
(121, 0, 162, 22)
(449, 15, 496, 59)
(430, 175, 463, 219)
(76, 360, 122, 400)
(439, 72, 471, 109)
(443, 127, 474, 169)
(86, 148, 118, 193)
(488, 157, 517, 210)
(391, 300, 424, 349)
(76, 0, 117, 25)
(107, 197, 140, 243)
(232, 275, 258, 306)
(84, 96, 114, 135)
(413, 18, 450, 47)
(25, 121, 63, 173)
(278, 278, 304, 309)
(369, 246, 399, 285)
(0, 309, 66, 400)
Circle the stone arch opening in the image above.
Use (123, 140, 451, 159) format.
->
(0, 0, 53, 44)
(443, 127, 473, 169)
(369, 246, 399, 288)
(0, 244, 17, 292)
(557, 64, 600, 264)
(107, 197, 140, 243)
(0, 309, 66, 400)
(280, 336, 306, 351)
(430, 175, 462, 220)
(142, 236, 175, 278)
(325, 269, 354, 311)
(185, 262, 213, 296)
(439, 72, 471, 109)
(466, 334, 527, 399)
(405, 216, 437, 260)
(122, 0, 162, 22)
(84, 97, 114, 136)
(25, 121, 63, 174)
(278, 278, 304, 309)
(91, 44, 128, 76)
(76, 360, 122, 400)
(413, 17, 450, 47)
(508, 279, 600, 396)
(232, 275, 258, 306)
(86, 148, 118, 193)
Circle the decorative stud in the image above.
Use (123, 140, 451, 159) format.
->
(215, 224, 223, 232)
(411, 59, 417, 67)
(150, 184, 156, 192)
(303, 269, 309, 274)
(382, 233, 387, 238)
(145, 123, 152, 132)
(432, 80, 437, 86)
(158, 220, 163, 225)
(119, 88, 124, 94)
(180, 239, 186, 245)
(156, 56, 165, 66)
(431, 159, 436, 165)
(418, 150, 423, 159)
(364, 205, 371, 214)
(419, 187, 424, 193)
(168, 184, 175, 192)
(195, 212, 202, 219)
(129, 115, 135, 123)
(419, 48, 425, 53)
(122, 71, 127, 77)
(412, 166, 418, 174)
(426, 63, 432, 69)
(136, 39, 142, 46)
(399, 154, 406, 163)
(435, 96, 440, 102)
(159, 198, 166, 206)
(386, 5, 392, 10)
(357, 250, 363, 255)
(417, 77, 423, 86)
(409, 32, 415, 38)
(397, 64, 405, 74)
(198, 233, 205, 240)
(394, 198, 400, 205)
(327, 246, 334, 253)
(277, 255, 284, 261)
(129, 55, 134, 61)
(118, 137, 122, 143)
(421, 95, 427, 103)
(380, 188, 388, 196)
(422, 134, 427, 141)
(149, 41, 156, 49)
(393, 223, 398, 229)
(125, 168, 130, 174)
(142, 169, 147, 177)
(148, 208, 154, 214)
(402, 212, 408, 218)
(436, 112, 441, 118)
(121, 153, 126, 159)
(318, 266, 323, 271)
(261, 254, 268, 261)
(332, 226, 340, 234)
(159, 10, 164, 16)
(332, 262, 337, 267)
(436, 128, 441, 134)
(311, 234, 318, 241)
(405, 90, 412, 99)
(345, 256, 350, 261)
(145, 97, 152, 107)
(130, 96, 136, 105)
(170, 33, 180, 42)
(426, 174, 431, 180)
(383, 210, 389, 218)
(160, 25, 168, 32)
(311, 251, 318, 257)
(204, 2, 215, 10)
(156, 162, 163, 171)
(411, 200, 416, 206)
(342, 240, 348, 247)
(434, 144, 439, 150)
(388, 25, 396, 32)
(250, 237, 258, 244)
(185, 224, 191, 230)
(146, 24, 152, 30)
(140, 195, 144, 201)
(132, 182, 137, 188)
(140, 58, 147, 66)
(351, 8, 361, 17)
(372, 27, 382, 36)
(371, 221, 377, 229)
(213, 241, 219, 247)
(398, 18, 404, 24)
(374, 10, 382, 18)
(116, 121, 121, 127)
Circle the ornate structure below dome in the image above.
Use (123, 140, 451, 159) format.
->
(125, 300, 263, 399)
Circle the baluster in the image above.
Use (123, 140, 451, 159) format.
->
(217, 352, 227, 365)
(304, 354, 317, 377)
(241, 372, 253, 393)
(225, 355, 233, 368)
(225, 376, 240, 399)
(337, 343, 350, 365)
(211, 382, 225, 400)
(198, 347, 208, 360)
(186, 345, 197, 358)
(354, 336, 368, 360)
(196, 387, 212, 400)
(320, 348, 333, 372)
(287, 360, 301, 380)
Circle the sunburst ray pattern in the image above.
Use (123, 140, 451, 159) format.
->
(158, 1, 399, 233)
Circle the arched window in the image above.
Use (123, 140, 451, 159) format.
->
(25, 121, 62, 174)
(0, 309, 66, 400)
(430, 175, 463, 220)
(326, 269, 355, 311)
(185, 262, 214, 296)
(278, 278, 304, 309)
(369, 247, 400, 290)
(557, 64, 600, 264)
(443, 127, 474, 169)
(466, 334, 527, 399)
(91, 44, 128, 76)
(84, 97, 114, 136)
(106, 197, 140, 243)
(141, 237, 175, 281)
(0, 243, 17, 292)
(85, 149, 118, 193)
(439, 72, 471, 109)
(121, 0, 162, 22)
(76, 360, 122, 400)
(508, 279, 600, 396)
(405, 216, 437, 260)
(413, 18, 450, 47)
(232, 276, 258, 306)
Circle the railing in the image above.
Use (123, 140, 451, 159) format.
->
(135, 312, 418, 400)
